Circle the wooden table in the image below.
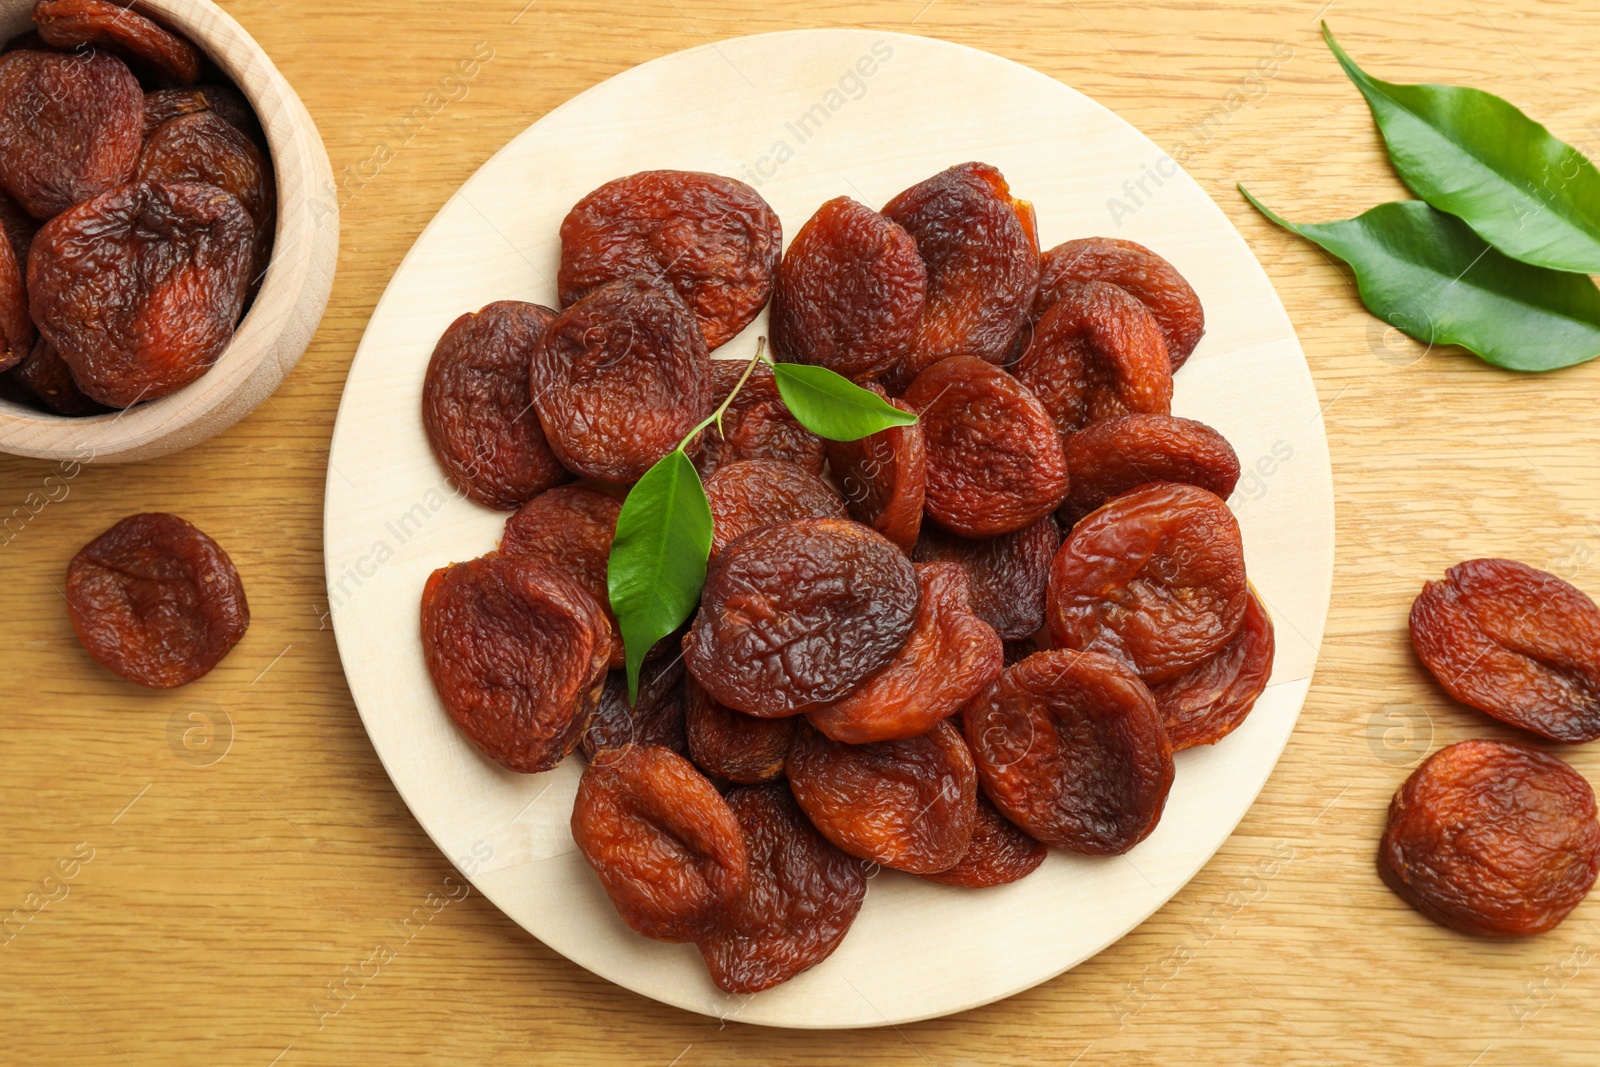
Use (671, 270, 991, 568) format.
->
(3, 1, 1598, 1062)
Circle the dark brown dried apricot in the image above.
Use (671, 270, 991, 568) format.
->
(704, 458, 847, 558)
(34, 0, 201, 86)
(6, 337, 108, 415)
(1410, 559, 1600, 743)
(499, 485, 622, 666)
(581, 659, 687, 760)
(808, 562, 1001, 744)
(0, 215, 30, 373)
(1060, 413, 1240, 525)
(770, 195, 925, 381)
(685, 678, 795, 784)
(66, 512, 249, 688)
(1379, 739, 1600, 937)
(685, 517, 920, 717)
(0, 47, 141, 219)
(558, 170, 781, 350)
(698, 783, 866, 993)
(1014, 281, 1173, 435)
(694, 359, 825, 477)
(1048, 482, 1246, 683)
(913, 515, 1060, 641)
(825, 386, 925, 553)
(787, 718, 977, 874)
(422, 300, 566, 511)
(420, 555, 610, 773)
(0, 189, 35, 264)
(530, 274, 710, 482)
(29, 180, 253, 408)
(965, 649, 1174, 854)
(1150, 588, 1273, 750)
(143, 84, 260, 144)
(1036, 238, 1205, 370)
(902, 355, 1068, 537)
(571, 744, 749, 942)
(923, 792, 1047, 888)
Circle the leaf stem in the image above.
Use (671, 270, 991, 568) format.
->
(677, 338, 768, 451)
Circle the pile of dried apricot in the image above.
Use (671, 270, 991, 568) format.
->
(419, 161, 1276, 992)
(0, 2, 273, 415)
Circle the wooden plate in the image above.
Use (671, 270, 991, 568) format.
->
(325, 30, 1333, 1028)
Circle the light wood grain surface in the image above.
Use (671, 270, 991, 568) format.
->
(2, 0, 1598, 1063)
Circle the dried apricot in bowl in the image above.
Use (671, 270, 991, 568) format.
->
(1060, 413, 1240, 526)
(703, 458, 847, 558)
(1379, 740, 1600, 937)
(1409, 558, 1600, 744)
(33, 0, 202, 87)
(66, 512, 249, 689)
(0, 216, 29, 373)
(1035, 237, 1205, 370)
(6, 338, 108, 416)
(1150, 588, 1274, 750)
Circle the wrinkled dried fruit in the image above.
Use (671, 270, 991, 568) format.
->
(882, 162, 1039, 385)
(422, 300, 566, 510)
(66, 512, 249, 688)
(923, 792, 1047, 888)
(138, 111, 275, 282)
(30, 180, 253, 408)
(825, 386, 925, 552)
(581, 658, 687, 760)
(704, 458, 847, 558)
(1379, 739, 1600, 937)
(685, 678, 795, 784)
(913, 515, 1060, 641)
(1150, 589, 1273, 749)
(965, 649, 1174, 854)
(571, 744, 749, 942)
(500, 485, 622, 666)
(694, 359, 826, 477)
(530, 274, 710, 482)
(1003, 639, 1039, 667)
(143, 84, 261, 144)
(787, 718, 977, 874)
(421, 555, 611, 773)
(808, 562, 1001, 744)
(1014, 281, 1173, 434)
(1036, 238, 1205, 370)
(6, 337, 108, 415)
(1049, 482, 1246, 683)
(770, 195, 926, 381)
(0, 47, 141, 219)
(903, 355, 1068, 537)
(685, 518, 920, 717)
(1410, 558, 1600, 743)
(0, 215, 30, 372)
(34, 0, 201, 86)
(1060, 413, 1240, 525)
(0, 189, 35, 264)
(558, 170, 781, 350)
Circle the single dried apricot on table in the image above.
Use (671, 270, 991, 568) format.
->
(1150, 588, 1274, 750)
(1410, 558, 1600, 743)
(685, 678, 795, 784)
(571, 744, 749, 942)
(581, 658, 687, 761)
(34, 0, 202, 87)
(1379, 739, 1600, 937)
(1060, 413, 1240, 526)
(1036, 237, 1205, 370)
(420, 555, 611, 773)
(923, 792, 1047, 888)
(694, 359, 825, 476)
(825, 386, 925, 552)
(704, 458, 846, 558)
(6, 337, 108, 415)
(913, 515, 1060, 641)
(66, 512, 249, 688)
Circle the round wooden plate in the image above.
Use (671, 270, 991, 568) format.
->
(325, 30, 1333, 1028)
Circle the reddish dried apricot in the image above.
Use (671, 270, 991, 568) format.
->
(787, 718, 977, 874)
(422, 300, 566, 511)
(66, 512, 249, 688)
(923, 792, 1047, 888)
(698, 783, 866, 993)
(1036, 238, 1205, 370)
(558, 170, 781, 350)
(770, 195, 925, 381)
(694, 359, 825, 477)
(0, 189, 35, 264)
(581, 659, 687, 760)
(34, 0, 201, 87)
(1379, 739, 1600, 937)
(530, 274, 710, 482)
(685, 517, 920, 717)
(902, 355, 1068, 537)
(825, 387, 925, 552)
(420, 555, 611, 773)
(685, 678, 795, 784)
(965, 649, 1174, 854)
(808, 562, 1001, 744)
(6, 337, 108, 415)
(0, 47, 141, 219)
(1150, 589, 1273, 750)
(499, 485, 622, 665)
(571, 744, 749, 942)
(0, 215, 30, 373)
(1060, 413, 1240, 525)
(143, 84, 260, 144)
(913, 515, 1060, 641)
(704, 458, 846, 558)
(1048, 482, 1246, 683)
(1410, 559, 1600, 744)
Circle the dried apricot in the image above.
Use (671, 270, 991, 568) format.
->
(787, 718, 977, 874)
(965, 649, 1174, 854)
(913, 515, 1060, 641)
(1036, 238, 1205, 370)
(694, 359, 825, 476)
(1048, 482, 1246, 683)
(581, 659, 687, 760)
(558, 170, 781, 350)
(143, 84, 260, 144)
(698, 783, 866, 993)
(500, 485, 623, 666)
(1380, 739, 1600, 937)
(1060, 413, 1240, 525)
(1150, 589, 1273, 750)
(571, 744, 749, 942)
(1410, 559, 1600, 743)
(902, 355, 1068, 537)
(66, 512, 249, 688)
(685, 678, 795, 784)
(704, 458, 846, 558)
(808, 562, 1001, 744)
(420, 555, 611, 773)
(923, 792, 1046, 888)
(422, 300, 567, 511)
(769, 195, 925, 381)
(685, 517, 920, 717)
(0, 189, 35, 264)
(0, 215, 30, 372)
(825, 386, 925, 552)
(34, 0, 201, 87)
(529, 274, 710, 482)
(6, 337, 108, 415)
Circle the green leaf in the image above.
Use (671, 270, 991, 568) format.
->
(606, 449, 712, 702)
(769, 361, 919, 441)
(1240, 188, 1600, 372)
(1323, 23, 1600, 273)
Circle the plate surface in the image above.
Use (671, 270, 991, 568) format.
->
(325, 29, 1333, 1028)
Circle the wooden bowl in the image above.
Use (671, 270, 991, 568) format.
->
(0, 0, 337, 463)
